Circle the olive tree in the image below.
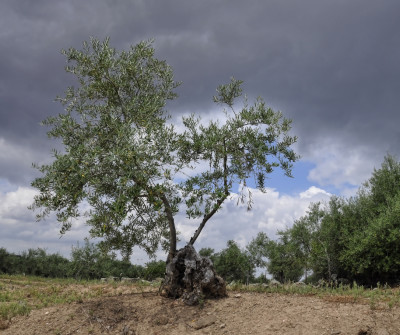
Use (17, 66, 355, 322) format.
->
(31, 38, 298, 303)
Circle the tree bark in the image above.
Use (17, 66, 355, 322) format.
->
(161, 244, 227, 305)
(160, 193, 176, 262)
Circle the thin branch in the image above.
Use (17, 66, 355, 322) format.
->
(160, 193, 177, 262)
(188, 138, 230, 246)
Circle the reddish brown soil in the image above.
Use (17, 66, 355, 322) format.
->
(2, 290, 400, 335)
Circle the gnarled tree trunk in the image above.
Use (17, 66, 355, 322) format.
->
(160, 244, 227, 305)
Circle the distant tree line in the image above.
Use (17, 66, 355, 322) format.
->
(199, 241, 260, 284)
(2, 155, 399, 286)
(199, 155, 400, 287)
(244, 154, 400, 286)
(0, 239, 165, 281)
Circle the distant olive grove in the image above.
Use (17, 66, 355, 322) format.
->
(2, 155, 399, 286)
(0, 240, 266, 284)
(201, 154, 400, 286)
(0, 239, 165, 281)
(266, 154, 400, 286)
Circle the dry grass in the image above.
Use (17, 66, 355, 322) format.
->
(0, 274, 156, 321)
(228, 281, 400, 310)
(2, 274, 400, 322)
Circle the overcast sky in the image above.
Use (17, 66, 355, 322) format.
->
(1, 0, 399, 263)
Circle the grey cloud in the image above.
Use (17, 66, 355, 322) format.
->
(1, 0, 400, 188)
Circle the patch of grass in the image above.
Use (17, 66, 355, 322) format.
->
(0, 274, 159, 321)
(0, 275, 101, 320)
(0, 301, 31, 320)
(0, 291, 12, 302)
(227, 281, 400, 309)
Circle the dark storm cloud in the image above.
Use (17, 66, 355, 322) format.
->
(1, 0, 400, 185)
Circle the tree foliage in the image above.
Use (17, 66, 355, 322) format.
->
(263, 232, 303, 282)
(199, 241, 256, 283)
(213, 240, 254, 283)
(246, 231, 269, 268)
(31, 38, 181, 260)
(0, 244, 155, 280)
(259, 154, 400, 285)
(143, 260, 166, 281)
(30, 37, 298, 264)
(339, 155, 400, 284)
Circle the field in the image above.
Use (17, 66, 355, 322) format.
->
(1, 275, 400, 334)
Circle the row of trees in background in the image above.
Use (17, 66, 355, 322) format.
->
(0, 238, 263, 284)
(259, 154, 400, 286)
(3, 155, 399, 286)
(200, 241, 259, 284)
(0, 239, 165, 281)
(0, 239, 262, 284)
(201, 155, 400, 287)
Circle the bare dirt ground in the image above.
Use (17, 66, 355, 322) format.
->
(2, 288, 400, 335)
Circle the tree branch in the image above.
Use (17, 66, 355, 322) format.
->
(160, 193, 177, 262)
(188, 138, 230, 246)
(188, 196, 227, 246)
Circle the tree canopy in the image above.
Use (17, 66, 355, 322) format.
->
(256, 154, 400, 285)
(31, 37, 298, 263)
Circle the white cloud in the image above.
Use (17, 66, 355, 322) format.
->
(304, 139, 383, 192)
(0, 186, 37, 224)
(0, 182, 332, 263)
(0, 185, 91, 257)
(300, 186, 331, 199)
(175, 185, 331, 252)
